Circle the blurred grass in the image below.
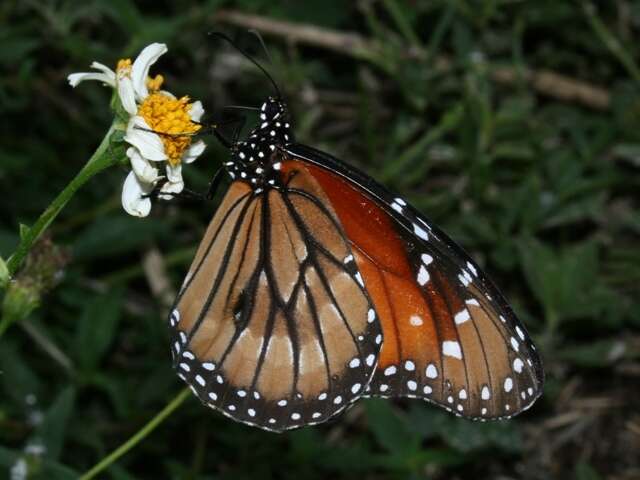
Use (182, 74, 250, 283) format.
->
(1, 1, 639, 479)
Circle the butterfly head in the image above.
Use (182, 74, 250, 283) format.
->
(226, 97, 293, 187)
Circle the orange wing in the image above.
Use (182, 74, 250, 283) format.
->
(169, 175, 382, 432)
(281, 154, 543, 419)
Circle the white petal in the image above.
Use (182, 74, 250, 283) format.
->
(127, 147, 159, 183)
(67, 72, 114, 87)
(131, 43, 168, 100)
(89, 62, 116, 81)
(182, 140, 206, 164)
(117, 75, 137, 115)
(159, 177, 184, 200)
(121, 171, 153, 217)
(124, 116, 167, 161)
(166, 163, 182, 183)
(189, 100, 205, 122)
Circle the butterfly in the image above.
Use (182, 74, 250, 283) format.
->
(167, 41, 544, 433)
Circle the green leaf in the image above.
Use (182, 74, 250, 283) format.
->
(72, 215, 170, 260)
(0, 340, 41, 405)
(0, 255, 8, 288)
(364, 399, 421, 454)
(408, 405, 523, 454)
(74, 290, 124, 372)
(19, 223, 30, 241)
(32, 387, 76, 461)
(519, 238, 609, 324)
(575, 461, 602, 480)
(556, 339, 625, 368)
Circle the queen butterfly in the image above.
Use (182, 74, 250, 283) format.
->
(167, 41, 543, 433)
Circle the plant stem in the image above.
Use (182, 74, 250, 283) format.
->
(6, 123, 122, 277)
(80, 388, 191, 480)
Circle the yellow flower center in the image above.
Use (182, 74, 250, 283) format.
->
(138, 93, 202, 166)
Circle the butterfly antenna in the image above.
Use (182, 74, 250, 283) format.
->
(248, 29, 273, 64)
(223, 105, 261, 112)
(208, 31, 282, 99)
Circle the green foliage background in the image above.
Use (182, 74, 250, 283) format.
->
(1, 1, 639, 479)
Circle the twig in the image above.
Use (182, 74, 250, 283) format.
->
(214, 9, 611, 111)
(215, 10, 374, 58)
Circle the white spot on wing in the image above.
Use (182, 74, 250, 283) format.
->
(513, 358, 524, 373)
(417, 265, 429, 285)
(426, 364, 438, 378)
(466, 261, 478, 277)
(442, 340, 462, 359)
(454, 309, 470, 324)
(409, 315, 423, 326)
(504, 377, 513, 392)
(413, 224, 429, 241)
(481, 386, 491, 400)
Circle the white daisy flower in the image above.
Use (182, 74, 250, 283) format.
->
(68, 43, 206, 217)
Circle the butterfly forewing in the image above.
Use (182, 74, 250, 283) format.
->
(169, 169, 382, 432)
(284, 145, 543, 419)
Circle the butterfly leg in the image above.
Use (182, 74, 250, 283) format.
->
(205, 167, 226, 200)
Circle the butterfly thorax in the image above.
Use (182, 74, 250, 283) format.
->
(224, 97, 293, 188)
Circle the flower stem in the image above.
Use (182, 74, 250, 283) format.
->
(6, 123, 122, 277)
(80, 388, 191, 480)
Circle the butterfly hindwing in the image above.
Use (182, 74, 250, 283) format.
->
(169, 173, 382, 432)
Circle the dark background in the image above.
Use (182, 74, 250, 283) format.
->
(1, 1, 639, 479)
